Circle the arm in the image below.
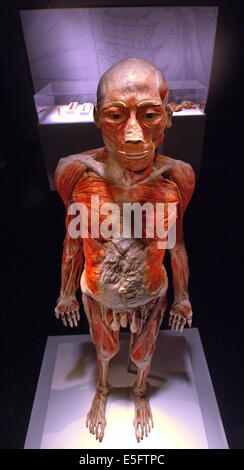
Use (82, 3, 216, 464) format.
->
(167, 161, 195, 331)
(55, 215, 83, 327)
(169, 237, 193, 331)
(54, 154, 86, 327)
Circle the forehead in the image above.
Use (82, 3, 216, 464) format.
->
(101, 69, 162, 107)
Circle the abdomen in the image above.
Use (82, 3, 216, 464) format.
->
(81, 237, 168, 311)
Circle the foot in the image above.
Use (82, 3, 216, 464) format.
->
(86, 389, 108, 442)
(133, 393, 154, 443)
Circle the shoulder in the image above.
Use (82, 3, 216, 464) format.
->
(55, 147, 105, 205)
(156, 153, 195, 188)
(156, 153, 194, 182)
(55, 147, 105, 175)
(155, 153, 195, 210)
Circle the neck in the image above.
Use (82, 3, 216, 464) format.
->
(104, 151, 154, 185)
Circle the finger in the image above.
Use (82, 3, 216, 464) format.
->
(145, 420, 148, 437)
(76, 309, 80, 321)
(99, 424, 104, 443)
(95, 423, 99, 440)
(67, 313, 74, 328)
(169, 313, 174, 328)
(186, 310, 193, 327)
(66, 315, 73, 328)
(60, 313, 67, 327)
(134, 421, 140, 443)
(178, 314, 186, 331)
(89, 414, 95, 434)
(73, 308, 80, 322)
(187, 317, 192, 327)
(175, 314, 182, 330)
(148, 419, 151, 434)
(149, 406, 154, 428)
(169, 311, 173, 327)
(171, 313, 178, 330)
(71, 311, 78, 327)
(140, 422, 144, 441)
(180, 318, 186, 332)
(135, 423, 139, 443)
(90, 407, 96, 434)
(140, 409, 145, 441)
(65, 311, 74, 328)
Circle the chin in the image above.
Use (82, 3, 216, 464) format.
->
(103, 137, 156, 171)
(116, 152, 155, 171)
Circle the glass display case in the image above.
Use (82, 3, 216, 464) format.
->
(20, 6, 218, 188)
(34, 81, 96, 124)
(34, 79, 206, 126)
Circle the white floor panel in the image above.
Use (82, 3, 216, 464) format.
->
(25, 329, 228, 449)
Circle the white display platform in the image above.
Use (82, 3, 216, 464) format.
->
(24, 329, 228, 449)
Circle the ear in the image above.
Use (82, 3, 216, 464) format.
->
(165, 104, 173, 128)
(160, 85, 169, 106)
(93, 104, 100, 128)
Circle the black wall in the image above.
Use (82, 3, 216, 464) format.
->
(0, 0, 243, 450)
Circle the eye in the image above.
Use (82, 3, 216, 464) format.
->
(111, 113, 121, 119)
(145, 112, 156, 119)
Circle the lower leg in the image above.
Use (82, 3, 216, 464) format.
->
(130, 296, 166, 442)
(133, 362, 154, 442)
(133, 361, 151, 396)
(83, 295, 120, 442)
(86, 356, 111, 442)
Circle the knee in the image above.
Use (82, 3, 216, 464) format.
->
(130, 351, 150, 370)
(130, 338, 155, 368)
(97, 341, 120, 361)
(88, 318, 120, 358)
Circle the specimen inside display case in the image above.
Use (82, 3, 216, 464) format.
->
(34, 82, 95, 124)
(54, 57, 195, 443)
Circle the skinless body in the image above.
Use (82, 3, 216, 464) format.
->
(54, 58, 195, 443)
(76, 169, 180, 312)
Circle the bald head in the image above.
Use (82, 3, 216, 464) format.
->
(97, 58, 168, 110)
(94, 58, 169, 172)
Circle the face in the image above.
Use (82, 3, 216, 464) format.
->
(96, 69, 168, 171)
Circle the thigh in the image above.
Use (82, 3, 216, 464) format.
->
(82, 293, 120, 359)
(130, 296, 167, 367)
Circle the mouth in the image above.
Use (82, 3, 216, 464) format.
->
(118, 150, 150, 160)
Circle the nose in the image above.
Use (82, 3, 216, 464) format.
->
(124, 112, 144, 143)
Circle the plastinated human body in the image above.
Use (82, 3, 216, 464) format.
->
(54, 58, 195, 443)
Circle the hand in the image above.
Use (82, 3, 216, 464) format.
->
(169, 299, 193, 331)
(54, 295, 80, 327)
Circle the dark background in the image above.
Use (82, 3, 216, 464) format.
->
(0, 0, 243, 449)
